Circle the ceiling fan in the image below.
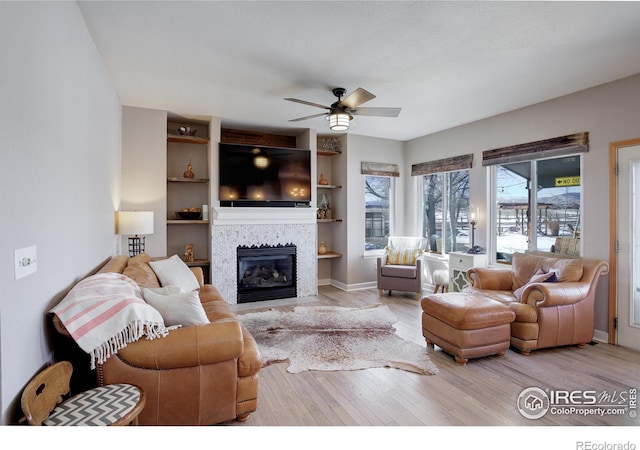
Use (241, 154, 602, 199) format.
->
(284, 87, 401, 131)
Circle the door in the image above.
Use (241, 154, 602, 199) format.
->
(612, 139, 640, 350)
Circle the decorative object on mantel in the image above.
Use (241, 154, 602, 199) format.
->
(238, 304, 438, 375)
(318, 242, 327, 254)
(178, 126, 197, 136)
(318, 173, 329, 185)
(317, 208, 326, 220)
(116, 211, 154, 257)
(183, 244, 194, 262)
(183, 155, 195, 178)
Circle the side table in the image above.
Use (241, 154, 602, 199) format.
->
(448, 252, 487, 292)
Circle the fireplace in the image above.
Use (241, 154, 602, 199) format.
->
(211, 212, 317, 304)
(237, 244, 297, 303)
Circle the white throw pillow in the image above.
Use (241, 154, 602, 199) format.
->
(145, 286, 184, 295)
(142, 288, 209, 327)
(149, 255, 200, 292)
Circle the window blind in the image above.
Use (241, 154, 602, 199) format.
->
(482, 132, 589, 166)
(411, 154, 473, 176)
(361, 161, 400, 177)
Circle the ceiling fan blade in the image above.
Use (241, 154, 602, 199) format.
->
(350, 107, 401, 117)
(284, 98, 331, 110)
(289, 112, 327, 122)
(340, 87, 376, 109)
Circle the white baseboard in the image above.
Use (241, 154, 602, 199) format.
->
(592, 328, 609, 343)
(317, 279, 376, 291)
(423, 283, 437, 293)
(318, 280, 443, 293)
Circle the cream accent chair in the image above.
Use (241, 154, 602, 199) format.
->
(377, 236, 428, 300)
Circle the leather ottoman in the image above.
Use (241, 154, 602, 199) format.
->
(420, 293, 516, 364)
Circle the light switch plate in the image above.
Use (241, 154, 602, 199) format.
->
(15, 245, 37, 280)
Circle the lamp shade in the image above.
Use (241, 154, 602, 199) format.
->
(469, 204, 479, 222)
(329, 112, 351, 131)
(117, 211, 154, 235)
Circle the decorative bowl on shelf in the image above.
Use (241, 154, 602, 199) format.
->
(175, 211, 202, 220)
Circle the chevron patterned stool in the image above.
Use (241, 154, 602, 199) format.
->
(20, 361, 145, 426)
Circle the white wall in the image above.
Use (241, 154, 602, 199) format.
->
(340, 134, 405, 287)
(0, 3, 121, 424)
(404, 73, 640, 333)
(121, 106, 168, 256)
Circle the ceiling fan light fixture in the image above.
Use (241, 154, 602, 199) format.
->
(329, 111, 351, 131)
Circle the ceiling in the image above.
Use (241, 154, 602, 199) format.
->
(77, 1, 640, 142)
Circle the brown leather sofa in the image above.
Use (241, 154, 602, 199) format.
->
(51, 254, 261, 425)
(464, 251, 609, 355)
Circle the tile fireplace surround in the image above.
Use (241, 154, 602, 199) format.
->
(211, 207, 318, 304)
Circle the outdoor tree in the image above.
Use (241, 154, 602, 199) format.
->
(364, 176, 391, 248)
(422, 171, 470, 252)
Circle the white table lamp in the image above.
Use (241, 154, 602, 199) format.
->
(117, 211, 154, 256)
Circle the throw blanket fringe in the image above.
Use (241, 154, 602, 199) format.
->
(89, 320, 169, 370)
(51, 272, 170, 369)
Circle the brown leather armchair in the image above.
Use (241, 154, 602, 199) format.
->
(465, 252, 609, 355)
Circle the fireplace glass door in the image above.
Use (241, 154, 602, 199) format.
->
(237, 245, 296, 303)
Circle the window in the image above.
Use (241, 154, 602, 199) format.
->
(486, 133, 587, 263)
(421, 170, 471, 254)
(412, 154, 474, 255)
(365, 175, 393, 251)
(362, 161, 399, 253)
(493, 156, 581, 262)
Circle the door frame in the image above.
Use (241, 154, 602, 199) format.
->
(608, 137, 640, 344)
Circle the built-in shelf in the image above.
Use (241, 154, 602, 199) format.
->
(167, 134, 210, 145)
(317, 150, 341, 157)
(166, 219, 210, 225)
(318, 252, 342, 259)
(184, 259, 210, 266)
(167, 177, 209, 183)
(317, 137, 344, 283)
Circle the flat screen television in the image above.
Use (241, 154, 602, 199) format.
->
(218, 143, 311, 207)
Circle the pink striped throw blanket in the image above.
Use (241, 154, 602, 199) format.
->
(51, 272, 169, 369)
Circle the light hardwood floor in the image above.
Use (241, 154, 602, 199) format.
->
(228, 285, 640, 428)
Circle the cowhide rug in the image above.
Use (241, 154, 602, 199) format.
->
(238, 304, 438, 375)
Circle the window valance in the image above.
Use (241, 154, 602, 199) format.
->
(411, 154, 473, 176)
(482, 132, 589, 166)
(361, 161, 399, 177)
